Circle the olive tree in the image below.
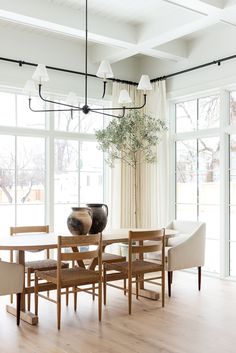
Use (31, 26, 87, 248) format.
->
(95, 110, 167, 226)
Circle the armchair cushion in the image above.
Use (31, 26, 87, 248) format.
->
(0, 261, 24, 296)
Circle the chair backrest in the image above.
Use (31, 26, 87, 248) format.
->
(169, 220, 202, 235)
(10, 225, 49, 236)
(57, 234, 102, 283)
(0, 261, 24, 296)
(128, 229, 165, 264)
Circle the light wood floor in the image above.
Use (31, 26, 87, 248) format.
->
(1, 271, 236, 353)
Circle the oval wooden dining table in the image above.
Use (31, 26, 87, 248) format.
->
(0, 228, 178, 325)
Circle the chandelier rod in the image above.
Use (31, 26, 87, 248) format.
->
(85, 0, 88, 107)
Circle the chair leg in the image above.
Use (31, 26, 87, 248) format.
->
(16, 293, 21, 326)
(124, 278, 126, 295)
(74, 286, 77, 311)
(27, 268, 31, 311)
(92, 283, 95, 301)
(103, 266, 107, 305)
(66, 287, 69, 306)
(136, 275, 139, 299)
(10, 250, 13, 304)
(34, 276, 39, 316)
(198, 266, 201, 291)
(57, 287, 61, 330)
(98, 280, 102, 322)
(168, 271, 172, 297)
(128, 275, 132, 315)
(162, 269, 165, 307)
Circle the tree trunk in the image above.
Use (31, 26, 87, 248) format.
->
(134, 162, 138, 228)
(0, 185, 13, 203)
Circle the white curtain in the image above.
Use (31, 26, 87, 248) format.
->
(108, 81, 168, 230)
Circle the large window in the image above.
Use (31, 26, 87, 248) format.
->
(174, 95, 220, 273)
(0, 90, 106, 237)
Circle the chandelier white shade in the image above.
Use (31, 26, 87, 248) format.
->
(96, 60, 114, 79)
(137, 75, 152, 91)
(32, 64, 49, 83)
(118, 89, 132, 104)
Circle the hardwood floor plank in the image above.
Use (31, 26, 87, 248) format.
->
(0, 272, 236, 353)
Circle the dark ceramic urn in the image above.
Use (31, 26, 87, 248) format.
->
(86, 203, 108, 234)
(67, 207, 92, 235)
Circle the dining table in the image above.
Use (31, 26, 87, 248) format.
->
(0, 228, 178, 325)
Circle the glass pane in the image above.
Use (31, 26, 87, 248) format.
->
(176, 140, 197, 172)
(204, 239, 220, 273)
(230, 171, 236, 205)
(176, 171, 197, 203)
(17, 95, 46, 129)
(54, 204, 73, 233)
(230, 135, 236, 169)
(0, 135, 15, 204)
(0, 205, 15, 238)
(54, 102, 79, 132)
(198, 95, 219, 129)
(176, 204, 197, 220)
(230, 241, 236, 276)
(0, 92, 16, 126)
(176, 100, 197, 132)
(230, 91, 236, 124)
(80, 172, 103, 203)
(198, 137, 220, 204)
(199, 205, 220, 239)
(16, 137, 45, 204)
(80, 141, 103, 203)
(80, 105, 104, 133)
(230, 206, 236, 241)
(54, 172, 78, 203)
(16, 204, 45, 226)
(55, 139, 78, 173)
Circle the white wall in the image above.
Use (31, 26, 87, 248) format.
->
(138, 24, 236, 99)
(0, 24, 139, 98)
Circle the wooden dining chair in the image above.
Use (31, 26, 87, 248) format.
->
(103, 229, 166, 314)
(34, 234, 102, 330)
(0, 260, 24, 325)
(10, 225, 69, 310)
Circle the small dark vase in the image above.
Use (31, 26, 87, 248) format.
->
(86, 203, 108, 234)
(67, 207, 92, 235)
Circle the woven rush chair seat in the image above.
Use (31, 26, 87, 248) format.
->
(105, 259, 163, 275)
(102, 252, 126, 263)
(25, 259, 69, 272)
(36, 267, 100, 287)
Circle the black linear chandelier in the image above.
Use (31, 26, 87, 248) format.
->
(23, 0, 152, 119)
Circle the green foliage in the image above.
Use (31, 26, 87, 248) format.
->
(95, 110, 167, 168)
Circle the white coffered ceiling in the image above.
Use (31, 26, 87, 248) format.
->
(0, 0, 236, 65)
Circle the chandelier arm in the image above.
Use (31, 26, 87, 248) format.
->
(101, 81, 107, 99)
(89, 94, 147, 111)
(38, 84, 81, 110)
(29, 98, 78, 113)
(91, 107, 125, 119)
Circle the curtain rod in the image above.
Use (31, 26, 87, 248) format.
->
(1, 53, 236, 86)
(151, 54, 236, 82)
(0, 56, 138, 86)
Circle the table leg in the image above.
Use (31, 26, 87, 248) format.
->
(6, 250, 38, 325)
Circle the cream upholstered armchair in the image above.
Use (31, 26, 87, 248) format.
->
(165, 220, 206, 297)
(0, 261, 24, 325)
